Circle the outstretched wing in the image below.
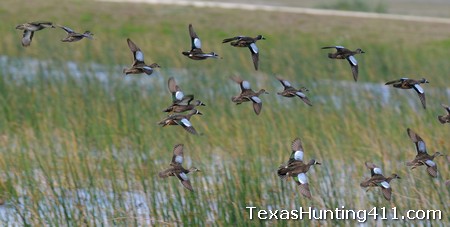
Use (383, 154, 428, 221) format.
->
(171, 144, 184, 165)
(21, 30, 34, 47)
(248, 43, 259, 70)
(385, 79, 402, 85)
(412, 84, 426, 109)
(176, 172, 193, 191)
(290, 138, 304, 162)
(407, 128, 427, 154)
(189, 24, 202, 50)
(127, 38, 145, 64)
(346, 56, 359, 82)
(295, 173, 312, 199)
(59, 25, 75, 34)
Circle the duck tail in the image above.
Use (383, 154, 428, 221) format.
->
(360, 181, 370, 188)
(406, 161, 414, 166)
(158, 170, 171, 178)
(438, 116, 447, 124)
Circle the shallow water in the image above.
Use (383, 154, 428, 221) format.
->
(0, 56, 448, 225)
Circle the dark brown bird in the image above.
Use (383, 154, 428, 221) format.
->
(58, 25, 93, 42)
(163, 77, 205, 113)
(277, 138, 320, 199)
(385, 78, 428, 109)
(321, 46, 365, 82)
(222, 35, 265, 70)
(360, 162, 400, 201)
(231, 76, 268, 115)
(276, 77, 312, 106)
(182, 24, 219, 60)
(159, 144, 201, 191)
(406, 128, 443, 178)
(123, 38, 160, 75)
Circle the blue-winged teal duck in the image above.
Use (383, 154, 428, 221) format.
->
(123, 38, 160, 75)
(15, 21, 55, 47)
(277, 138, 320, 199)
(321, 46, 365, 82)
(163, 77, 205, 113)
(158, 109, 202, 135)
(276, 77, 312, 106)
(406, 128, 443, 178)
(159, 144, 200, 191)
(277, 138, 321, 179)
(231, 76, 268, 115)
(182, 24, 219, 60)
(222, 35, 265, 70)
(438, 103, 450, 124)
(360, 162, 400, 201)
(58, 25, 93, 42)
(385, 78, 428, 109)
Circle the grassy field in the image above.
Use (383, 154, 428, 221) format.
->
(0, 0, 449, 225)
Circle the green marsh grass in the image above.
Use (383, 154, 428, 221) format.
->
(0, 0, 449, 225)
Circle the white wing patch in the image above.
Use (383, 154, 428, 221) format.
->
(63, 26, 75, 33)
(143, 66, 152, 71)
(251, 96, 261, 104)
(335, 45, 345, 49)
(417, 141, 426, 153)
(282, 80, 291, 87)
(414, 84, 424, 94)
(297, 173, 308, 184)
(296, 92, 306, 98)
(425, 160, 436, 167)
(348, 55, 358, 66)
(249, 43, 259, 54)
(175, 155, 183, 164)
(180, 118, 192, 127)
(135, 50, 144, 62)
(193, 38, 201, 49)
(175, 91, 184, 100)
(294, 150, 304, 161)
(242, 80, 251, 89)
(373, 167, 383, 175)
(380, 181, 390, 189)
(179, 172, 189, 181)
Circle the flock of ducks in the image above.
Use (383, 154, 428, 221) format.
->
(276, 127, 445, 201)
(14, 20, 449, 199)
(15, 21, 93, 46)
